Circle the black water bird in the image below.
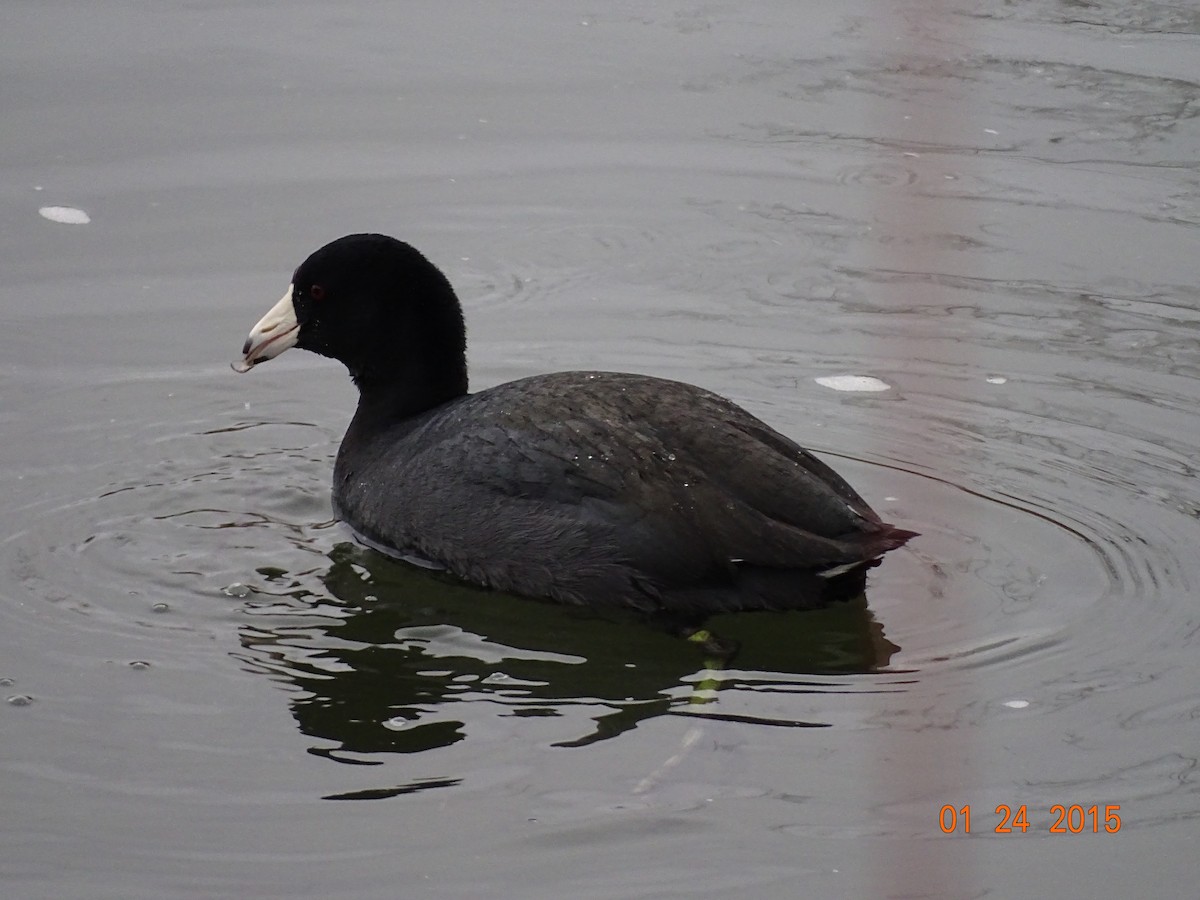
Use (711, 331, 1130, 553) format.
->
(235, 234, 914, 620)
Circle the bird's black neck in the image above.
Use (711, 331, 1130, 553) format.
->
(348, 351, 468, 431)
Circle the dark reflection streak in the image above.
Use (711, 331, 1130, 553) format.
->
(1028, 158, 1200, 172)
(201, 420, 320, 435)
(98, 481, 167, 498)
(310, 748, 387, 766)
(668, 710, 831, 728)
(551, 699, 673, 748)
(241, 597, 333, 610)
(744, 685, 911, 696)
(156, 508, 274, 521)
(228, 651, 311, 684)
(323, 778, 463, 801)
(152, 509, 327, 541)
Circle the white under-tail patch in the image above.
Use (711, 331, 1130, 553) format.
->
(817, 559, 874, 578)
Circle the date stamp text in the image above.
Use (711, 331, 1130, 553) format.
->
(938, 804, 1121, 834)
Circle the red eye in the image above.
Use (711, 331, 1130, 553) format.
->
(310, 284, 326, 301)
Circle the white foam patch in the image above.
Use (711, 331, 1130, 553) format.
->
(1003, 699, 1030, 709)
(815, 375, 891, 393)
(39, 206, 91, 225)
(986, 375, 1008, 384)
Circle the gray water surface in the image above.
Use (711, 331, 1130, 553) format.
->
(4, 2, 1199, 898)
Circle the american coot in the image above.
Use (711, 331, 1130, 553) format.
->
(235, 234, 914, 618)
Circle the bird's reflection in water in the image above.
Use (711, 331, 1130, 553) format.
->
(235, 542, 899, 766)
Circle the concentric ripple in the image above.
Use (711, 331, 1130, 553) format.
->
(4, 344, 1179, 775)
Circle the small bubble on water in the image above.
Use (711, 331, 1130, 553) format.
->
(129, 660, 151, 670)
(667, 453, 676, 461)
(7, 695, 34, 707)
(222, 582, 252, 598)
(986, 375, 1008, 384)
(151, 602, 170, 614)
